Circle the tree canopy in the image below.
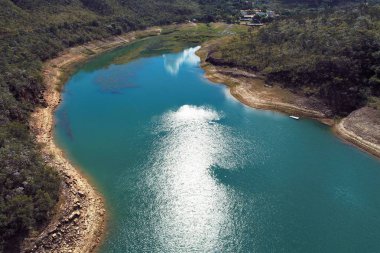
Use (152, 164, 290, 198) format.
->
(210, 3, 380, 114)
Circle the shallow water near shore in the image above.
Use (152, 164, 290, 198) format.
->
(55, 39, 380, 252)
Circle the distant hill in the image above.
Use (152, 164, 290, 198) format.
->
(279, 0, 358, 5)
(0, 0, 201, 32)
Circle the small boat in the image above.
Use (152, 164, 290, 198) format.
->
(289, 116, 300, 120)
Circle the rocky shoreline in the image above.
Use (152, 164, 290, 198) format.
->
(197, 44, 380, 159)
(334, 107, 380, 158)
(25, 27, 162, 253)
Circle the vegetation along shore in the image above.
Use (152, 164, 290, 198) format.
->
(196, 2, 380, 158)
(1, 0, 380, 252)
(197, 44, 380, 158)
(25, 28, 164, 252)
(22, 22, 229, 252)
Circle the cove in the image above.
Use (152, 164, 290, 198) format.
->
(55, 38, 380, 252)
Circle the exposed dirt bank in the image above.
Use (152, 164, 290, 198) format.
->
(25, 27, 162, 253)
(197, 43, 380, 159)
(335, 107, 380, 158)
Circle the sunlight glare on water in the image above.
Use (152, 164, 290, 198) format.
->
(147, 105, 245, 251)
(55, 40, 380, 252)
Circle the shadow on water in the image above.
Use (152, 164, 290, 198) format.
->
(56, 109, 73, 140)
(209, 165, 268, 194)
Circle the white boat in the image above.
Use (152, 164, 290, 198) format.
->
(289, 116, 300, 120)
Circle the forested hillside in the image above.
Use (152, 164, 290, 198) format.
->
(0, 0, 225, 251)
(208, 3, 380, 114)
(278, 0, 362, 6)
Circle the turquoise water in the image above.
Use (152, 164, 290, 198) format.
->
(55, 42, 380, 252)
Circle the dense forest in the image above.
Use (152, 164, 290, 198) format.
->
(209, 2, 380, 114)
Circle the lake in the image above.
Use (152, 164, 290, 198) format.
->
(55, 39, 380, 252)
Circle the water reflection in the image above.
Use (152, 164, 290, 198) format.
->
(148, 105, 245, 251)
(163, 46, 201, 75)
(56, 109, 74, 140)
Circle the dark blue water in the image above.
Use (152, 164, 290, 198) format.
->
(55, 44, 380, 252)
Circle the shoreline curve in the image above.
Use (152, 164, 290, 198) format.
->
(23, 23, 379, 252)
(196, 44, 380, 159)
(25, 27, 162, 253)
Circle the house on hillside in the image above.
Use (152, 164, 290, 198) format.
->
(267, 11, 275, 18)
(247, 23, 264, 26)
(240, 10, 248, 16)
(240, 14, 255, 23)
(239, 7, 278, 26)
(256, 12, 268, 18)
